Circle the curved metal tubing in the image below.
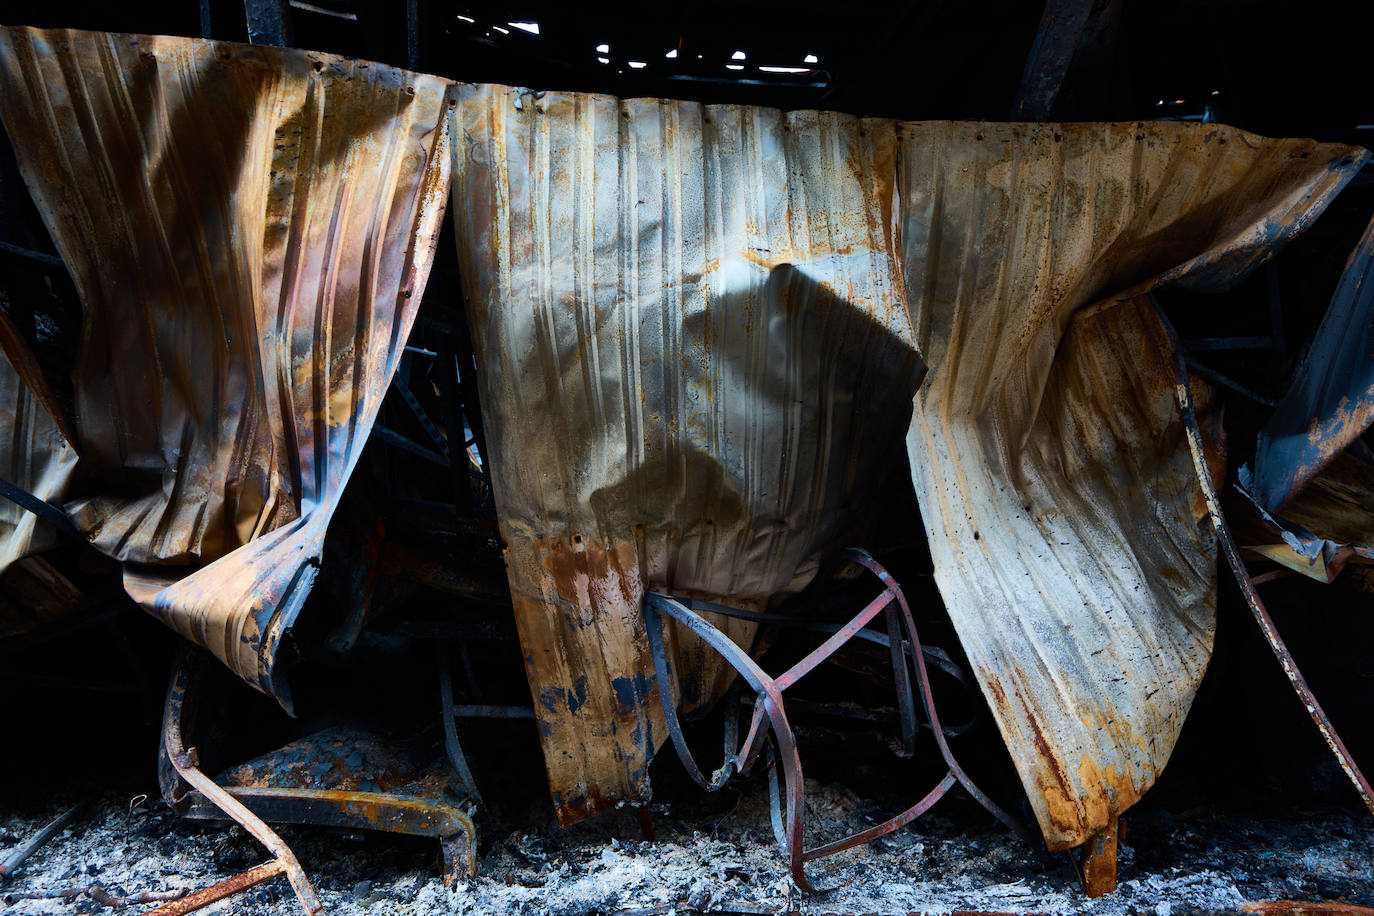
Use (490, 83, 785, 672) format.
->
(163, 647, 322, 915)
(646, 550, 1040, 891)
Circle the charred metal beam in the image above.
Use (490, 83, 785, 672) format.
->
(288, 0, 357, 20)
(1010, 0, 1094, 120)
(393, 377, 449, 459)
(0, 239, 63, 269)
(1183, 358, 1278, 407)
(244, 0, 293, 47)
(406, 0, 419, 70)
(434, 335, 474, 516)
(0, 475, 80, 538)
(373, 424, 449, 467)
(439, 647, 483, 805)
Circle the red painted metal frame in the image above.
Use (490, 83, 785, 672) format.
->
(645, 548, 1039, 892)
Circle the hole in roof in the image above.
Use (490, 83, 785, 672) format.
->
(628, 61, 646, 69)
(509, 21, 539, 35)
(731, 50, 746, 60)
(665, 49, 677, 59)
(760, 66, 808, 74)
(726, 64, 744, 70)
(803, 53, 818, 64)
(595, 43, 609, 53)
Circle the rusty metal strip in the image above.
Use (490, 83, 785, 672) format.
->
(896, 121, 1367, 852)
(145, 860, 286, 916)
(1165, 309, 1374, 817)
(162, 646, 322, 915)
(0, 27, 452, 701)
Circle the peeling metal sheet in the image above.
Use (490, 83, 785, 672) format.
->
(449, 85, 922, 823)
(0, 26, 452, 701)
(1253, 214, 1374, 512)
(897, 121, 1367, 850)
(0, 318, 77, 573)
(1240, 214, 1374, 581)
(1239, 450, 1374, 582)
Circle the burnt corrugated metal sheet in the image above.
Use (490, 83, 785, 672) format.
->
(0, 323, 77, 572)
(1241, 214, 1374, 581)
(449, 84, 922, 823)
(897, 121, 1367, 850)
(1253, 214, 1374, 513)
(0, 26, 452, 701)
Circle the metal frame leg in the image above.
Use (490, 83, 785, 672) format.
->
(645, 549, 1039, 892)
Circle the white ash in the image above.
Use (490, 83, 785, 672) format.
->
(2, 780, 1372, 915)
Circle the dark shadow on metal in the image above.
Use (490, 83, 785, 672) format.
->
(645, 550, 1042, 892)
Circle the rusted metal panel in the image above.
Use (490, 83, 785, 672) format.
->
(896, 120, 1367, 851)
(1238, 449, 1374, 582)
(1240, 213, 1374, 581)
(1253, 214, 1374, 513)
(449, 85, 922, 823)
(0, 26, 453, 701)
(0, 320, 77, 572)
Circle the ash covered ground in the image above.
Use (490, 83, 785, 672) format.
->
(3, 779, 1373, 915)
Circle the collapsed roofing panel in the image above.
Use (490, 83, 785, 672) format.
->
(1242, 214, 1374, 580)
(449, 84, 922, 822)
(0, 25, 453, 700)
(896, 121, 1367, 850)
(1253, 214, 1374, 511)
